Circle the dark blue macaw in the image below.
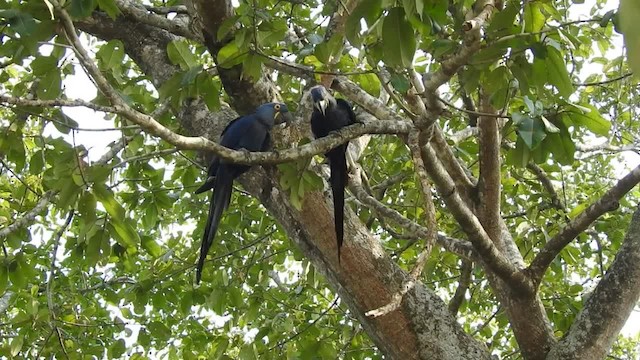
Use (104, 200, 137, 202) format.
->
(310, 85, 356, 262)
(195, 102, 291, 283)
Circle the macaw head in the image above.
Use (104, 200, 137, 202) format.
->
(310, 85, 336, 116)
(255, 102, 293, 126)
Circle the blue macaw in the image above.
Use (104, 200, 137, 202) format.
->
(310, 85, 356, 262)
(195, 102, 291, 283)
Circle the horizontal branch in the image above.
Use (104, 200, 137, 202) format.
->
(528, 164, 640, 285)
(0, 95, 412, 165)
(576, 140, 640, 154)
(0, 95, 116, 113)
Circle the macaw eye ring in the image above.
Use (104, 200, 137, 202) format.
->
(274, 104, 281, 111)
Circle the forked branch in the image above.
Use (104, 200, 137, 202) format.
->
(528, 164, 640, 285)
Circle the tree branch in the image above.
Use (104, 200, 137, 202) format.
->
(0, 95, 117, 113)
(114, 0, 198, 40)
(423, 0, 498, 93)
(448, 259, 473, 316)
(526, 163, 565, 211)
(417, 142, 534, 294)
(0, 93, 412, 165)
(46, 209, 75, 358)
(477, 96, 501, 242)
(547, 203, 640, 359)
(528, 164, 640, 285)
(0, 191, 56, 240)
(349, 179, 477, 261)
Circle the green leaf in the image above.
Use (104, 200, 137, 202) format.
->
(545, 125, 576, 165)
(69, 0, 98, 19)
(10, 334, 23, 357)
(346, 0, 382, 47)
(239, 344, 257, 360)
(562, 104, 611, 136)
(141, 235, 162, 257)
(619, 0, 640, 74)
(57, 179, 82, 210)
(167, 40, 198, 70)
(488, 2, 519, 34)
(212, 339, 229, 359)
(353, 72, 381, 97)
(109, 339, 127, 358)
(382, 8, 416, 68)
(0, 10, 37, 36)
(94, 184, 139, 248)
(197, 73, 221, 111)
(29, 150, 44, 175)
(523, 1, 545, 33)
(147, 321, 171, 341)
(97, 0, 122, 19)
(8, 260, 25, 288)
(506, 137, 531, 167)
(181, 65, 203, 87)
(600, 9, 616, 28)
(513, 112, 546, 149)
(31, 56, 58, 76)
(217, 16, 240, 41)
(545, 47, 574, 97)
(217, 42, 246, 68)
(97, 40, 125, 71)
(242, 53, 263, 81)
(79, 192, 97, 224)
(390, 73, 411, 94)
(314, 35, 343, 64)
(52, 111, 79, 134)
(36, 71, 62, 100)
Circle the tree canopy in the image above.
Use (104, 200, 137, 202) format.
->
(1, 0, 639, 359)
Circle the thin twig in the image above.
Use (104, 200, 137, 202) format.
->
(46, 209, 74, 359)
(269, 297, 339, 351)
(573, 73, 633, 87)
(0, 158, 40, 195)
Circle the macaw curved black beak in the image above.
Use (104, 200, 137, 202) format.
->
(276, 111, 294, 125)
(314, 99, 328, 116)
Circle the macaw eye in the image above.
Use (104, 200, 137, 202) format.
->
(274, 104, 281, 111)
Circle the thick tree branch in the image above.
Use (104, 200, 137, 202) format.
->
(528, 164, 640, 285)
(418, 143, 534, 294)
(547, 203, 640, 359)
(114, 0, 198, 40)
(477, 96, 501, 242)
(190, 0, 279, 113)
(332, 76, 404, 121)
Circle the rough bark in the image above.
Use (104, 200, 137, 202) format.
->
(241, 172, 491, 359)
